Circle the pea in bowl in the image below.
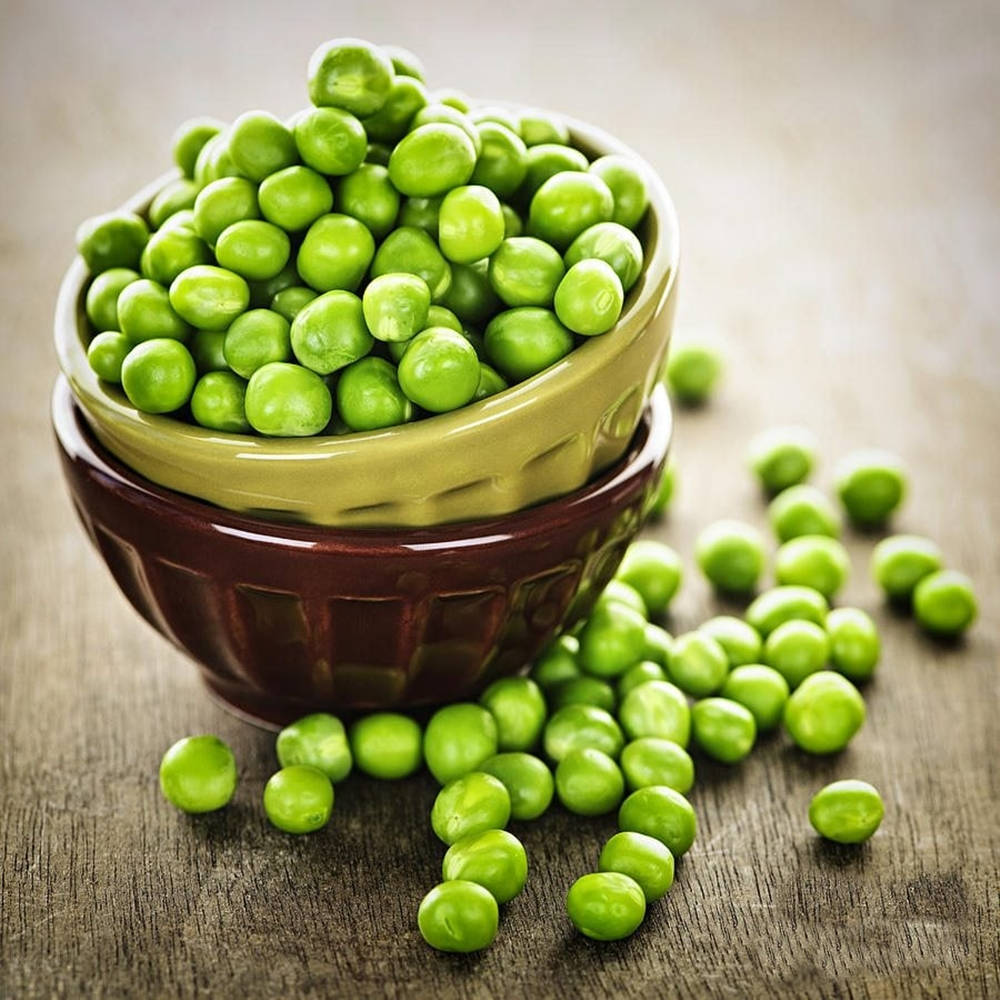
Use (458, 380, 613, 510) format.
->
(56, 114, 677, 528)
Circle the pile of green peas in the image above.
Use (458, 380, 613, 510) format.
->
(77, 37, 653, 437)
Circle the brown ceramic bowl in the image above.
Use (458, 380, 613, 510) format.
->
(54, 376, 671, 726)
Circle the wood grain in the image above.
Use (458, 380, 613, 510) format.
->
(1, 1, 998, 997)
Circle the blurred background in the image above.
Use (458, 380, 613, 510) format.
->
(2, 1, 998, 996)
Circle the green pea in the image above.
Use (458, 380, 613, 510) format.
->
(215, 220, 291, 282)
(695, 520, 767, 594)
(597, 579, 648, 617)
(551, 675, 616, 713)
(349, 712, 423, 779)
(293, 106, 368, 175)
(745, 585, 829, 637)
(275, 713, 352, 783)
(617, 662, 666, 700)
(336, 356, 411, 431)
(423, 304, 463, 334)
(599, 831, 674, 903)
(244, 362, 332, 436)
(85, 267, 138, 331)
(263, 765, 333, 834)
(361, 74, 427, 143)
(290, 290, 372, 375)
(398, 195, 442, 237)
(501, 204, 523, 237)
(809, 779, 884, 844)
(488, 236, 566, 307)
(783, 671, 865, 754)
(424, 703, 499, 785)
(577, 600, 647, 678)
(913, 570, 978, 637)
(530, 634, 581, 691)
(748, 425, 818, 494)
(361, 273, 430, 343)
(484, 307, 573, 382)
(473, 362, 508, 400)
(336, 164, 400, 239)
(666, 633, 728, 699)
(141, 227, 211, 286)
(223, 306, 291, 379)
(666, 336, 723, 405)
(87, 331, 131, 383)
(258, 165, 333, 232)
(618, 785, 696, 857)
(691, 698, 756, 764)
(388, 123, 477, 197)
(769, 484, 842, 542)
(529, 172, 614, 250)
(169, 265, 249, 331)
(159, 209, 196, 234)
(479, 676, 547, 752)
(543, 704, 624, 762)
(431, 771, 511, 845)
(642, 623, 674, 667)
(615, 540, 683, 616)
(397, 327, 480, 412)
(438, 185, 505, 264)
(825, 608, 880, 682)
(76, 211, 149, 273)
(271, 286, 318, 323)
(870, 534, 943, 601)
(121, 338, 196, 414)
(190, 371, 250, 433)
(564, 221, 644, 293)
(589, 155, 648, 229)
(699, 616, 762, 668)
(307, 38, 394, 117)
(297, 213, 375, 292)
(159, 734, 237, 813)
(418, 880, 498, 953)
(248, 262, 298, 309)
(441, 261, 502, 325)
(190, 330, 229, 373)
(479, 752, 554, 821)
(383, 44, 425, 81)
(835, 449, 907, 527)
(371, 226, 451, 300)
(193, 177, 260, 247)
(519, 109, 569, 148)
(172, 116, 225, 178)
(720, 665, 789, 731)
(193, 130, 240, 187)
(519, 143, 588, 201)
(554, 258, 624, 336)
(619, 679, 691, 745)
(620, 737, 694, 793)
(555, 747, 624, 816)
(227, 110, 297, 180)
(470, 122, 528, 199)
(365, 142, 392, 166)
(566, 871, 646, 941)
(764, 619, 830, 688)
(149, 178, 199, 229)
(775, 535, 850, 599)
(442, 829, 527, 905)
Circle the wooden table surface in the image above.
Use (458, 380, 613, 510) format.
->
(2, 1, 998, 997)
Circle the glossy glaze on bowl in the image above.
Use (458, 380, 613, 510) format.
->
(54, 377, 671, 725)
(55, 114, 679, 528)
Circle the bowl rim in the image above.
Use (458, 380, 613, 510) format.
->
(55, 109, 679, 457)
(54, 375, 671, 548)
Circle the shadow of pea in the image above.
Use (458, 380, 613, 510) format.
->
(809, 837, 873, 871)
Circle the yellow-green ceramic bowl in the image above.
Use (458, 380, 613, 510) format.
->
(55, 114, 679, 528)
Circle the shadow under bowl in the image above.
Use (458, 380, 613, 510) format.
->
(55, 112, 679, 529)
(54, 377, 671, 726)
